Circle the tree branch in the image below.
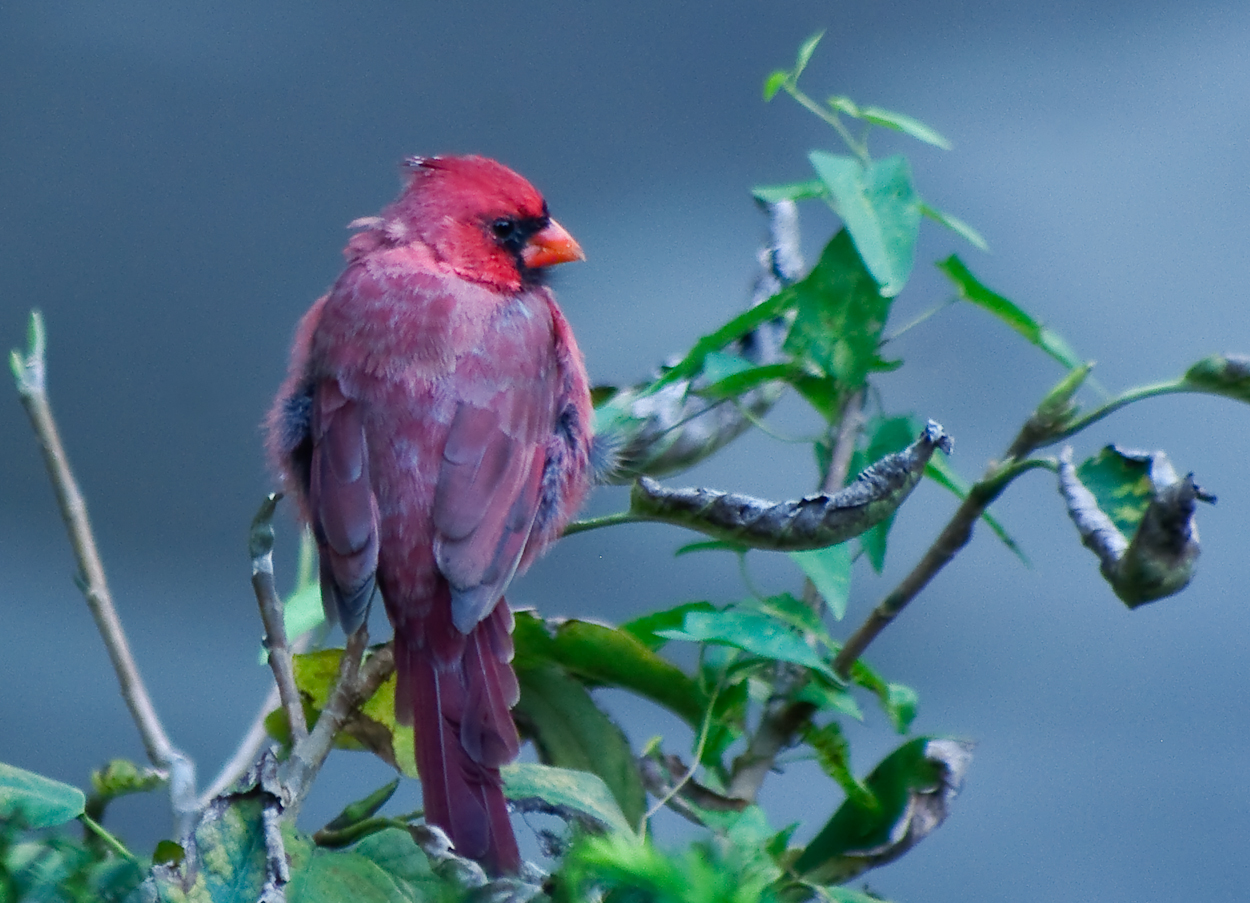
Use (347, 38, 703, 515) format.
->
(10, 311, 197, 835)
(832, 456, 1052, 677)
(249, 493, 308, 744)
(278, 629, 394, 816)
(628, 420, 951, 551)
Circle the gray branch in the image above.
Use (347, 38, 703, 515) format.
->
(10, 311, 198, 839)
(628, 421, 951, 550)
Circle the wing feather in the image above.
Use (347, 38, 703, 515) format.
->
(309, 378, 380, 633)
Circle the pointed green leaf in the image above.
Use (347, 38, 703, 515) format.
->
(788, 543, 852, 620)
(827, 95, 861, 117)
(698, 362, 802, 399)
(938, 255, 1081, 369)
(285, 826, 437, 903)
(751, 178, 827, 204)
(782, 229, 894, 400)
(809, 151, 921, 297)
(503, 763, 635, 836)
(763, 70, 790, 101)
(643, 289, 794, 393)
(621, 601, 718, 650)
(515, 665, 647, 825)
(656, 610, 836, 679)
(793, 30, 825, 79)
(321, 780, 400, 833)
(848, 660, 920, 731)
(0, 761, 85, 828)
(519, 614, 710, 727)
(920, 202, 988, 250)
(858, 106, 952, 149)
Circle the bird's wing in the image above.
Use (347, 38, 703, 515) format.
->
(432, 326, 559, 634)
(309, 376, 380, 633)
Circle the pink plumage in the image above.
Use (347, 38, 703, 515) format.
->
(267, 155, 593, 874)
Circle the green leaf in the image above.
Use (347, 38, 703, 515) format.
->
(920, 202, 988, 250)
(699, 350, 756, 383)
(644, 289, 794, 393)
(858, 106, 952, 149)
(1182, 353, 1250, 403)
(793, 30, 825, 79)
(788, 543, 852, 620)
(793, 737, 972, 884)
(763, 69, 789, 101)
(321, 780, 400, 833)
(748, 591, 828, 636)
(847, 415, 919, 573)
(796, 673, 864, 721)
(883, 683, 919, 734)
(518, 612, 711, 728)
(849, 661, 919, 732)
(0, 761, 85, 828)
(621, 601, 718, 650)
(802, 721, 875, 810)
(657, 610, 837, 680)
(698, 362, 801, 399)
(809, 151, 921, 297)
(347, 828, 441, 893)
(515, 665, 647, 825)
(938, 255, 1082, 369)
(751, 178, 827, 204)
(285, 826, 437, 903)
(90, 759, 164, 805)
(166, 796, 268, 902)
(1076, 446, 1155, 538)
(782, 229, 894, 406)
(674, 540, 748, 558)
(503, 763, 636, 836)
(282, 649, 417, 778)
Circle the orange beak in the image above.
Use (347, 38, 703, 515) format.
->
(521, 218, 585, 268)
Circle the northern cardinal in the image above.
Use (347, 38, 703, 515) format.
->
(267, 155, 593, 874)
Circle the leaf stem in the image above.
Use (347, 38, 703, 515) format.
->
(783, 84, 870, 162)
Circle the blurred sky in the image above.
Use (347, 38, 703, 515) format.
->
(2, 2, 1249, 900)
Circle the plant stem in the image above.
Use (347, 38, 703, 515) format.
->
(832, 457, 1051, 677)
(10, 311, 197, 836)
(250, 493, 309, 744)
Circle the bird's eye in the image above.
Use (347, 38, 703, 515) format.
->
(490, 218, 519, 241)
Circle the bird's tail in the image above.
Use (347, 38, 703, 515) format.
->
(395, 599, 521, 876)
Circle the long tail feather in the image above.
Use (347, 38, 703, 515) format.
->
(400, 600, 521, 875)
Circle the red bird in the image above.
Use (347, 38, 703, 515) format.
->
(267, 155, 593, 874)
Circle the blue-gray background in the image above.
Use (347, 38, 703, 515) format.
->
(2, 2, 1248, 900)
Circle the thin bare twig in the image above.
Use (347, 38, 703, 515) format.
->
(279, 629, 395, 816)
(250, 493, 308, 744)
(10, 311, 197, 834)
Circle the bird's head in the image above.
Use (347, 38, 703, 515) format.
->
(386, 155, 584, 292)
